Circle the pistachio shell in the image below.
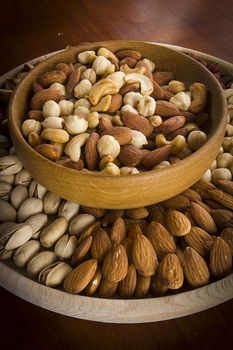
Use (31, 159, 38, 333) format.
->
(0, 181, 12, 200)
(10, 185, 28, 209)
(25, 213, 48, 238)
(28, 180, 47, 199)
(0, 200, 17, 222)
(38, 262, 72, 287)
(43, 192, 62, 215)
(58, 200, 80, 221)
(69, 214, 95, 236)
(0, 248, 14, 260)
(14, 169, 32, 186)
(40, 217, 68, 248)
(0, 155, 23, 175)
(5, 224, 33, 250)
(17, 198, 43, 222)
(13, 239, 40, 267)
(27, 251, 57, 277)
(54, 234, 77, 259)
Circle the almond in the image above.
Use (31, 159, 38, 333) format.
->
(30, 88, 64, 110)
(107, 94, 123, 113)
(102, 243, 128, 282)
(182, 188, 202, 202)
(147, 203, 166, 226)
(146, 221, 176, 260)
(192, 180, 216, 200)
(184, 226, 214, 256)
(71, 236, 92, 266)
(118, 264, 137, 298)
(99, 277, 118, 298)
(81, 204, 106, 218)
(153, 71, 174, 86)
(208, 189, 233, 211)
(151, 275, 168, 296)
(162, 194, 190, 211)
(190, 202, 217, 234)
(90, 228, 112, 263)
(110, 217, 126, 244)
(27, 110, 44, 121)
(122, 237, 133, 263)
(119, 57, 137, 68)
(155, 100, 180, 117)
(157, 253, 184, 289)
(166, 209, 191, 237)
(126, 207, 149, 220)
(217, 179, 233, 196)
(134, 274, 151, 298)
(119, 83, 140, 95)
(151, 80, 165, 100)
(159, 116, 186, 134)
(63, 259, 98, 294)
(84, 132, 100, 171)
(38, 70, 66, 87)
(32, 81, 44, 94)
(183, 247, 210, 288)
(122, 112, 153, 137)
(127, 222, 143, 241)
(55, 62, 73, 77)
(142, 145, 172, 169)
(102, 126, 132, 145)
(76, 221, 101, 245)
(221, 228, 233, 255)
(84, 267, 102, 296)
(211, 209, 233, 229)
(210, 237, 232, 277)
(115, 49, 142, 60)
(35, 144, 60, 161)
(132, 234, 158, 276)
(162, 88, 174, 101)
(66, 69, 81, 94)
(102, 209, 124, 227)
(98, 116, 113, 132)
(118, 145, 142, 167)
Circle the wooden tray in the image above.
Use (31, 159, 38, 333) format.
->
(0, 44, 232, 323)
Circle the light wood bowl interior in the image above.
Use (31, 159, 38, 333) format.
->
(8, 41, 227, 209)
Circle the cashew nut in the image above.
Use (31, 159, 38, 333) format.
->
(124, 73, 153, 96)
(90, 95, 112, 112)
(99, 155, 115, 170)
(107, 71, 126, 89)
(155, 134, 186, 154)
(88, 79, 119, 105)
(64, 133, 90, 162)
(189, 82, 207, 113)
(120, 64, 145, 75)
(97, 47, 119, 66)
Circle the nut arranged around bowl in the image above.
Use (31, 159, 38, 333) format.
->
(8, 41, 227, 208)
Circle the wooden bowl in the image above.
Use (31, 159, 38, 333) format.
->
(8, 41, 227, 209)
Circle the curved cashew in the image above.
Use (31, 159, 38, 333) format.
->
(64, 133, 89, 162)
(155, 134, 186, 154)
(120, 64, 145, 75)
(90, 95, 112, 112)
(97, 47, 119, 66)
(107, 71, 126, 89)
(99, 155, 115, 170)
(77, 51, 97, 64)
(88, 79, 119, 105)
(100, 162, 121, 175)
(124, 73, 153, 96)
(189, 83, 207, 113)
(224, 88, 233, 100)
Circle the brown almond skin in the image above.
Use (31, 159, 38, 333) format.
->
(142, 145, 172, 169)
(90, 228, 112, 263)
(81, 205, 106, 218)
(211, 209, 233, 229)
(85, 267, 102, 296)
(118, 145, 142, 167)
(184, 226, 214, 257)
(134, 274, 151, 298)
(151, 80, 165, 100)
(159, 116, 186, 134)
(38, 70, 66, 87)
(119, 83, 140, 95)
(119, 57, 138, 68)
(98, 116, 113, 131)
(122, 112, 153, 137)
(155, 100, 180, 117)
(157, 253, 184, 289)
(66, 69, 81, 94)
(99, 277, 118, 298)
(63, 259, 98, 294)
(132, 234, 158, 277)
(30, 88, 64, 110)
(190, 202, 217, 234)
(118, 264, 137, 298)
(146, 221, 176, 260)
(151, 275, 168, 296)
(27, 110, 44, 121)
(183, 247, 210, 288)
(210, 237, 232, 277)
(166, 209, 191, 237)
(110, 217, 126, 244)
(221, 228, 233, 255)
(76, 222, 101, 245)
(102, 209, 124, 227)
(35, 144, 60, 161)
(126, 207, 149, 220)
(115, 49, 142, 60)
(162, 194, 190, 211)
(55, 62, 72, 77)
(102, 126, 132, 145)
(102, 243, 128, 282)
(71, 236, 93, 266)
(84, 132, 100, 170)
(107, 94, 123, 113)
(147, 204, 166, 226)
(153, 71, 174, 86)
(32, 81, 44, 93)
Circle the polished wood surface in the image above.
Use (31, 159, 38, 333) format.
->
(1, 0, 233, 348)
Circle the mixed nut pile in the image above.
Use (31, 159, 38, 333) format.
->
(21, 47, 210, 174)
(0, 49, 233, 298)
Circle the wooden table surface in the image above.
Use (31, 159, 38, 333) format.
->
(1, 0, 233, 349)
